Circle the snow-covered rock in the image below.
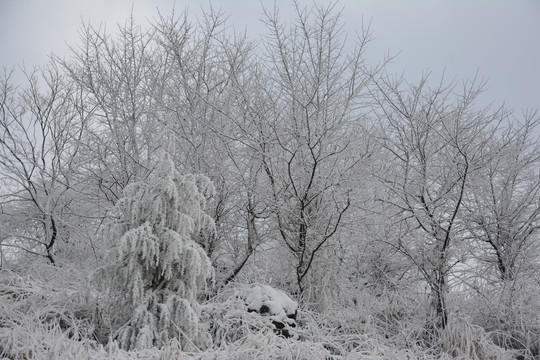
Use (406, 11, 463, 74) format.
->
(243, 284, 298, 337)
(202, 283, 298, 346)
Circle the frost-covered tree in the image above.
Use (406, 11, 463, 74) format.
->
(463, 112, 540, 283)
(96, 142, 215, 351)
(370, 74, 502, 332)
(236, 1, 373, 303)
(0, 65, 89, 267)
(60, 16, 165, 204)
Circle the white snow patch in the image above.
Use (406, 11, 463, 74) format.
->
(244, 284, 297, 318)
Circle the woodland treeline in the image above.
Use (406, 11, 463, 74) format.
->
(0, 2, 539, 359)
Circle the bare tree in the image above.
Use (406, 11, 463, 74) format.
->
(463, 111, 540, 282)
(60, 16, 165, 204)
(459, 111, 540, 356)
(238, 1, 374, 302)
(370, 73, 503, 331)
(0, 64, 85, 265)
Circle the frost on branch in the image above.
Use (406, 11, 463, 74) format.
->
(95, 147, 215, 351)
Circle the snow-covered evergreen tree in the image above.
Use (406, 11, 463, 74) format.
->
(96, 143, 215, 351)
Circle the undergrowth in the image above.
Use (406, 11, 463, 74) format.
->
(0, 270, 526, 359)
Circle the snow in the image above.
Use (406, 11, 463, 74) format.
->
(244, 284, 297, 318)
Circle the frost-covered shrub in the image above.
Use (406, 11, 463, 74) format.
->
(0, 268, 97, 359)
(439, 317, 516, 360)
(462, 278, 540, 359)
(95, 146, 215, 351)
(214, 331, 332, 360)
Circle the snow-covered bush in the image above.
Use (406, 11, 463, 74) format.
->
(438, 317, 516, 360)
(211, 331, 332, 360)
(0, 268, 97, 359)
(463, 277, 540, 358)
(94, 146, 215, 351)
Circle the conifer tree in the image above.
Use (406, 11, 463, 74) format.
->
(96, 143, 215, 351)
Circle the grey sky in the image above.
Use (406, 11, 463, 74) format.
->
(1, 0, 538, 112)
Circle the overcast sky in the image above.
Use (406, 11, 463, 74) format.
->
(1, 0, 539, 112)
